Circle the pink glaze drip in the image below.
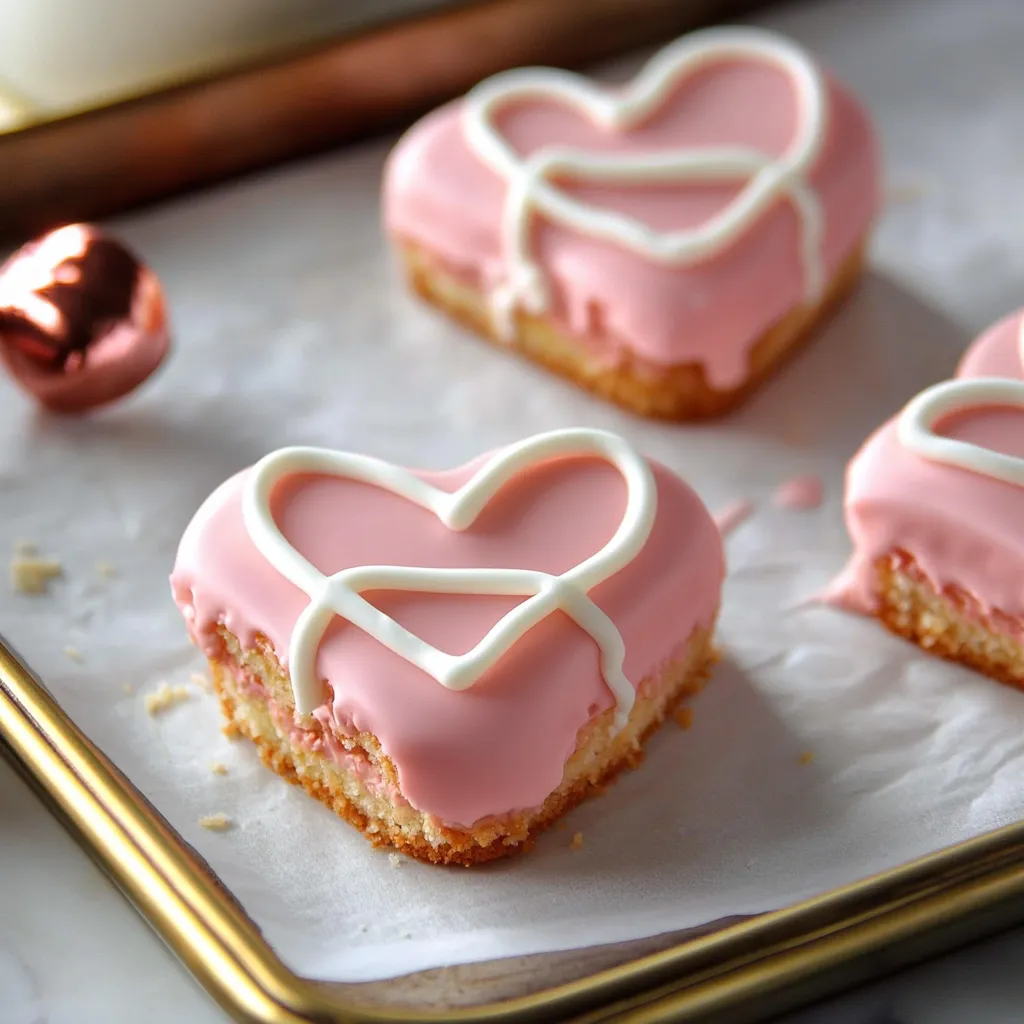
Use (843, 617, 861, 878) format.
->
(383, 55, 879, 389)
(831, 308, 1024, 618)
(772, 474, 824, 510)
(713, 498, 755, 538)
(172, 448, 723, 827)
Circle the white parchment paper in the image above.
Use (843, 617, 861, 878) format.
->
(5, 0, 1024, 985)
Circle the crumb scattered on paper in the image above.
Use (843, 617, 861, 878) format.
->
(96, 560, 118, 580)
(14, 541, 37, 556)
(222, 722, 242, 740)
(388, 853, 402, 868)
(10, 554, 63, 594)
(145, 682, 191, 715)
(191, 672, 212, 693)
(210, 762, 228, 776)
(199, 813, 232, 832)
(571, 831, 584, 851)
(122, 684, 134, 696)
(62, 645, 84, 663)
(674, 706, 694, 730)
(799, 751, 814, 765)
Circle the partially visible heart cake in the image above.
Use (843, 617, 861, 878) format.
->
(170, 429, 724, 864)
(383, 27, 880, 419)
(831, 308, 1024, 689)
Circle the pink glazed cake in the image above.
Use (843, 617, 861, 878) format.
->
(383, 27, 880, 419)
(832, 308, 1024, 689)
(171, 429, 724, 864)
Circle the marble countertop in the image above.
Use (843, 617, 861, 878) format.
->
(7, 0, 1024, 1019)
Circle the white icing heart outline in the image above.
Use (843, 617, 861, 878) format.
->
(462, 27, 828, 335)
(898, 377, 1024, 486)
(898, 315, 1024, 483)
(242, 428, 656, 722)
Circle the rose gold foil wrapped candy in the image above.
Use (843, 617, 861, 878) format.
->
(0, 224, 170, 413)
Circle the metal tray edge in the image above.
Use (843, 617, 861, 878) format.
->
(5, 635, 1024, 1023)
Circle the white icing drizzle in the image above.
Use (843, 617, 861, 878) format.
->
(462, 27, 828, 338)
(241, 428, 656, 725)
(898, 318, 1024, 483)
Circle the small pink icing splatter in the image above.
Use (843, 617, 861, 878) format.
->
(772, 474, 824, 511)
(713, 498, 755, 538)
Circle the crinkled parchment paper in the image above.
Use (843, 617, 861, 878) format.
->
(4, 0, 1024, 983)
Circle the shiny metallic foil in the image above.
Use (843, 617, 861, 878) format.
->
(0, 224, 169, 412)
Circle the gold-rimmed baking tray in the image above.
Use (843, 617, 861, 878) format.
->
(0, 0, 770, 240)
(5, 0, 1024, 1018)
(5, 629, 1024, 1023)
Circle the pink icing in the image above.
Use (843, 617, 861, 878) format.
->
(831, 308, 1024, 618)
(171, 447, 723, 827)
(772, 474, 824, 510)
(383, 51, 879, 389)
(713, 498, 755, 538)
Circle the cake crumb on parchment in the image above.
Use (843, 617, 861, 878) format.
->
(122, 683, 134, 696)
(799, 751, 814, 765)
(10, 552, 63, 595)
(199, 813, 232, 832)
(145, 682, 191, 715)
(190, 672, 212, 693)
(571, 831, 584, 851)
(210, 763, 229, 776)
(96, 560, 118, 580)
(388, 853, 402, 868)
(62, 646, 84, 663)
(674, 706, 694, 730)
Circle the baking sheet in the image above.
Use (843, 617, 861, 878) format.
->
(5, 0, 1024, 986)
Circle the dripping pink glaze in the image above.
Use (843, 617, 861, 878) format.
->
(713, 498, 755, 538)
(383, 58, 880, 389)
(830, 308, 1024, 617)
(772, 474, 824, 510)
(171, 448, 724, 827)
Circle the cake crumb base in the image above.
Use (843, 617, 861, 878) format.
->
(398, 238, 867, 420)
(209, 624, 717, 866)
(871, 551, 1024, 689)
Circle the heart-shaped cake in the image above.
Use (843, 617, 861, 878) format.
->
(383, 27, 880, 419)
(171, 429, 724, 864)
(833, 308, 1024, 689)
